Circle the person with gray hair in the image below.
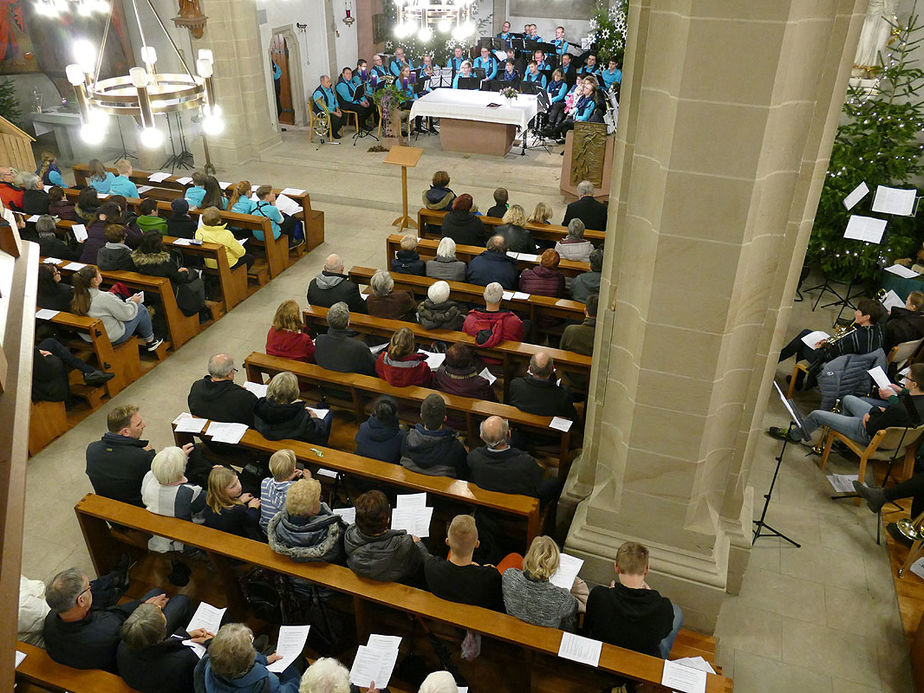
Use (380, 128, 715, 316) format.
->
(0, 164, 24, 210)
(508, 351, 576, 419)
(141, 446, 206, 552)
(299, 656, 354, 693)
(417, 279, 464, 331)
(21, 171, 50, 215)
(254, 370, 332, 444)
(307, 252, 367, 314)
(26, 213, 81, 260)
(466, 234, 518, 289)
(187, 353, 258, 433)
(315, 301, 377, 375)
(461, 281, 525, 346)
(43, 566, 186, 673)
(400, 393, 469, 478)
(367, 269, 417, 322)
(425, 236, 467, 281)
(391, 233, 426, 275)
(563, 179, 608, 231)
(570, 247, 603, 303)
(554, 218, 594, 263)
(194, 622, 301, 692)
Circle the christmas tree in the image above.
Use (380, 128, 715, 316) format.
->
(589, 0, 629, 67)
(806, 9, 924, 283)
(0, 78, 21, 126)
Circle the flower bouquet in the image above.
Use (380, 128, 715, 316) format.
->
(499, 86, 518, 101)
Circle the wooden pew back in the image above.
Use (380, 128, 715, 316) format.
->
(417, 207, 606, 244)
(15, 642, 136, 693)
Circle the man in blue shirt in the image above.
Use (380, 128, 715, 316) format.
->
(523, 61, 547, 89)
(109, 159, 139, 199)
(533, 49, 550, 72)
(600, 58, 622, 91)
(473, 46, 498, 81)
(579, 54, 600, 76)
(253, 185, 301, 247)
(559, 52, 576, 86)
(389, 47, 414, 77)
(335, 67, 374, 131)
(452, 61, 476, 89)
(527, 24, 542, 42)
(371, 54, 389, 81)
(552, 26, 568, 55)
(448, 46, 466, 73)
(312, 75, 343, 139)
(497, 21, 512, 44)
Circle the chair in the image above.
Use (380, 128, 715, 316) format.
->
(819, 423, 924, 504)
(888, 337, 924, 372)
(786, 360, 809, 399)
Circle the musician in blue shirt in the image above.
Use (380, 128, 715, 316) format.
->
(545, 78, 596, 141)
(523, 61, 547, 89)
(473, 47, 498, 81)
(335, 67, 374, 130)
(452, 61, 476, 88)
(371, 54, 389, 80)
(542, 73, 575, 133)
(600, 58, 622, 90)
(533, 49, 550, 72)
(547, 68, 568, 104)
(559, 53, 576, 86)
(448, 46, 465, 73)
(389, 47, 414, 77)
(312, 75, 343, 138)
(527, 24, 542, 42)
(419, 54, 439, 93)
(578, 54, 600, 76)
(497, 21, 512, 44)
(500, 58, 520, 86)
(552, 26, 568, 55)
(353, 59, 369, 88)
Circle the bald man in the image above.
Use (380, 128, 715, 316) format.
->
(188, 353, 257, 427)
(307, 253, 368, 314)
(508, 351, 575, 419)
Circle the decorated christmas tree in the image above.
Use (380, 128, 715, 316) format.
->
(589, 0, 629, 67)
(806, 10, 924, 283)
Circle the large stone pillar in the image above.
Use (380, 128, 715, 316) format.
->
(563, 0, 868, 632)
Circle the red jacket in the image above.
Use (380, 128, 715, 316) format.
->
(265, 326, 315, 362)
(375, 351, 432, 387)
(0, 182, 23, 211)
(518, 265, 565, 298)
(462, 309, 525, 347)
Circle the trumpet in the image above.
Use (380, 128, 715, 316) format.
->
(812, 397, 842, 455)
(818, 321, 857, 348)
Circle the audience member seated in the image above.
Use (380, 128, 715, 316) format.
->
(37, 263, 74, 311)
(462, 282, 525, 346)
(299, 657, 360, 693)
(141, 446, 204, 552)
(267, 477, 346, 563)
(266, 299, 315, 362)
(0, 166, 23, 210)
(355, 395, 405, 463)
(519, 249, 565, 297)
(96, 224, 135, 271)
(166, 198, 198, 239)
(314, 302, 377, 376)
(136, 197, 167, 234)
(344, 490, 424, 583)
(376, 326, 432, 387)
(308, 253, 368, 314)
(86, 404, 157, 506)
(48, 185, 78, 221)
(467, 236, 518, 289)
(391, 233, 427, 275)
(32, 338, 114, 402)
(415, 514, 503, 611)
(559, 294, 597, 392)
(194, 623, 301, 693)
(254, 185, 300, 248)
(417, 280, 465, 331)
(423, 170, 456, 211)
(502, 536, 579, 631)
(188, 353, 257, 429)
(367, 269, 417, 322)
(43, 566, 184, 673)
(527, 202, 553, 226)
(184, 171, 208, 207)
(132, 230, 207, 317)
(110, 159, 140, 198)
(554, 219, 594, 263)
(495, 205, 537, 255)
(33, 214, 81, 260)
(400, 394, 468, 478)
(201, 176, 229, 210)
(37, 150, 65, 187)
(71, 265, 163, 350)
(87, 158, 115, 195)
(571, 248, 603, 303)
(21, 172, 50, 214)
(197, 206, 254, 270)
(440, 194, 488, 247)
(885, 290, 924, 352)
(433, 343, 497, 408)
(109, 195, 142, 237)
(259, 449, 304, 531)
(79, 201, 125, 263)
(254, 371, 332, 444)
(425, 237, 467, 282)
(75, 186, 100, 223)
(563, 180, 608, 231)
(584, 541, 683, 659)
(227, 180, 256, 216)
(509, 352, 576, 418)
(468, 417, 558, 502)
(117, 602, 212, 693)
(486, 187, 509, 219)
(203, 466, 263, 540)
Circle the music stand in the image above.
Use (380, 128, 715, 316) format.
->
(753, 382, 803, 547)
(383, 145, 423, 233)
(472, 67, 486, 80)
(482, 79, 503, 92)
(457, 77, 480, 90)
(519, 82, 541, 95)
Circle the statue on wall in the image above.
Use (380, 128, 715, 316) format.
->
(571, 121, 607, 188)
(853, 0, 898, 79)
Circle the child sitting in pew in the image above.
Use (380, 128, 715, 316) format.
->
(253, 185, 301, 249)
(136, 198, 167, 235)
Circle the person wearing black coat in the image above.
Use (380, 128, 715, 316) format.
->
(466, 236, 519, 289)
(885, 291, 924, 352)
(391, 234, 427, 276)
(314, 302, 377, 376)
(563, 181, 608, 231)
(440, 193, 488, 247)
(253, 371, 332, 445)
(21, 173, 50, 215)
(187, 354, 258, 426)
(307, 253, 368, 314)
(37, 263, 74, 311)
(354, 396, 405, 463)
(166, 198, 198, 239)
(27, 215, 82, 260)
(400, 394, 468, 478)
(33, 339, 113, 402)
(508, 352, 576, 419)
(495, 205, 537, 254)
(85, 406, 157, 507)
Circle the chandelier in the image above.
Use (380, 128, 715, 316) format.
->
(64, 0, 224, 148)
(34, 0, 109, 17)
(393, 0, 476, 42)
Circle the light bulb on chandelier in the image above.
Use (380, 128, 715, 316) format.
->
(201, 105, 224, 135)
(417, 25, 432, 42)
(139, 127, 163, 149)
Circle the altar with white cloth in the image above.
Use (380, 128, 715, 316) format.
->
(409, 89, 539, 156)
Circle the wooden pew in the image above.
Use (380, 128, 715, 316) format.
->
(417, 207, 606, 245)
(14, 642, 136, 693)
(74, 494, 732, 693)
(28, 400, 68, 456)
(243, 352, 578, 478)
(300, 305, 593, 398)
(172, 420, 542, 545)
(71, 163, 325, 252)
(386, 232, 591, 278)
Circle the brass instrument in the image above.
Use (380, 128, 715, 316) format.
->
(819, 321, 857, 348)
(811, 397, 842, 455)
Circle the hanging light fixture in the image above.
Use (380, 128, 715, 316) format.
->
(65, 0, 224, 147)
(34, 0, 109, 18)
(395, 0, 474, 42)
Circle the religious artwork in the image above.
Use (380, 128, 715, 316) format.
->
(0, 1, 36, 72)
(854, 0, 898, 77)
(511, 0, 594, 21)
(570, 121, 607, 188)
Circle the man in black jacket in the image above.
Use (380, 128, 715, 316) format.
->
(307, 253, 368, 314)
(187, 353, 257, 426)
(562, 180, 608, 231)
(400, 393, 469, 478)
(885, 290, 924, 352)
(314, 302, 377, 376)
(508, 351, 576, 419)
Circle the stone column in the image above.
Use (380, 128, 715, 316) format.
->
(563, 0, 868, 632)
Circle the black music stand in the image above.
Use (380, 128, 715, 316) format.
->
(481, 79, 503, 92)
(753, 382, 803, 547)
(456, 77, 480, 91)
(519, 81, 541, 95)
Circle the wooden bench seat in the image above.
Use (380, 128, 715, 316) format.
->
(417, 207, 606, 245)
(14, 642, 136, 693)
(28, 400, 68, 456)
(172, 419, 542, 546)
(74, 494, 732, 692)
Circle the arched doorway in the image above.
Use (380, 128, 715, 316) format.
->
(270, 34, 295, 125)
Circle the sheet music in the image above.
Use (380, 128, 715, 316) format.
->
(872, 185, 918, 216)
(885, 263, 919, 278)
(71, 223, 88, 242)
(332, 507, 356, 524)
(419, 350, 446, 369)
(367, 634, 402, 653)
(827, 473, 858, 493)
(867, 366, 892, 390)
(173, 412, 192, 424)
(843, 214, 887, 244)
(558, 632, 602, 666)
(550, 552, 583, 589)
(661, 659, 707, 693)
(35, 308, 59, 320)
(800, 330, 830, 348)
(174, 416, 208, 434)
(316, 468, 338, 479)
(63, 261, 86, 270)
(397, 493, 427, 508)
(843, 181, 870, 210)
(672, 656, 716, 675)
(549, 417, 573, 432)
(42, 257, 63, 264)
(266, 625, 310, 672)
(882, 289, 906, 311)
(479, 367, 498, 385)
(148, 171, 171, 182)
(502, 291, 514, 301)
(349, 645, 399, 689)
(186, 602, 225, 634)
(275, 194, 302, 216)
(391, 506, 433, 537)
(281, 187, 306, 197)
(512, 292, 530, 300)
(172, 238, 193, 246)
(137, 185, 154, 195)
(176, 176, 193, 185)
(205, 421, 248, 444)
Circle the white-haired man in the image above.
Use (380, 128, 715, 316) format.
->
(562, 179, 608, 231)
(307, 253, 368, 314)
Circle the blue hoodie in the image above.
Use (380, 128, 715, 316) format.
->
(195, 652, 300, 693)
(354, 414, 404, 463)
(185, 186, 206, 207)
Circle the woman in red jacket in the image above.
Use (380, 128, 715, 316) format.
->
(375, 327, 432, 387)
(265, 299, 315, 362)
(519, 249, 566, 298)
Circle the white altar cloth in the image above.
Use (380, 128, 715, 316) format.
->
(409, 89, 538, 132)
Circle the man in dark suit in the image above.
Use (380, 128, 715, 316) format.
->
(563, 180, 608, 231)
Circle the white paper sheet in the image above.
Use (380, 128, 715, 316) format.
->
(867, 366, 892, 390)
(172, 238, 193, 246)
(349, 645, 399, 688)
(15, 650, 25, 668)
(306, 407, 329, 419)
(506, 251, 520, 260)
(502, 291, 514, 301)
(316, 468, 338, 479)
(181, 639, 207, 659)
(827, 473, 859, 493)
(661, 659, 707, 693)
(366, 634, 402, 653)
(397, 492, 427, 508)
(512, 291, 530, 300)
(885, 263, 920, 279)
(882, 289, 906, 312)
(672, 656, 716, 675)
(243, 381, 268, 397)
(266, 625, 310, 672)
(550, 552, 584, 589)
(205, 421, 248, 444)
(479, 367, 497, 385)
(843, 214, 887, 244)
(42, 257, 63, 264)
(517, 253, 539, 263)
(369, 342, 388, 355)
(901, 366, 912, 377)
(251, 185, 263, 193)
(281, 187, 306, 197)
(35, 308, 59, 320)
(137, 185, 154, 195)
(26, 214, 40, 222)
(63, 261, 87, 271)
(186, 602, 226, 634)
(843, 181, 870, 210)
(391, 506, 433, 537)
(910, 557, 924, 580)
(173, 412, 191, 424)
(549, 417, 573, 433)
(148, 171, 172, 182)
(558, 632, 602, 666)
(218, 181, 231, 190)
(420, 350, 446, 369)
(135, 291, 145, 304)
(872, 185, 918, 216)
(332, 507, 356, 524)
(174, 416, 208, 434)
(800, 330, 830, 348)
(275, 194, 302, 216)
(71, 223, 88, 242)
(176, 176, 193, 185)
(556, 298, 573, 307)
(98, 193, 109, 198)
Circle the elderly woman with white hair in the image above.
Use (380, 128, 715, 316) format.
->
(299, 656, 359, 693)
(425, 237, 466, 281)
(416, 280, 464, 331)
(254, 371, 332, 444)
(554, 218, 594, 263)
(366, 670, 458, 693)
(141, 445, 206, 553)
(366, 269, 417, 322)
(194, 622, 301, 692)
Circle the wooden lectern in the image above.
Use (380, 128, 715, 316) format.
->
(383, 145, 423, 232)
